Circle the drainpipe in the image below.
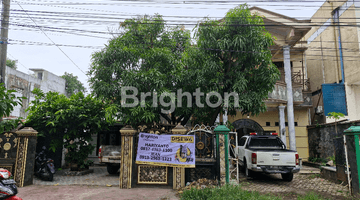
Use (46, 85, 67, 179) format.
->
(332, 7, 345, 84)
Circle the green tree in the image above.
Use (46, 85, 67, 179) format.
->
(61, 72, 86, 97)
(185, 4, 279, 124)
(0, 83, 25, 133)
(6, 59, 17, 69)
(89, 5, 279, 127)
(89, 14, 192, 127)
(26, 88, 116, 169)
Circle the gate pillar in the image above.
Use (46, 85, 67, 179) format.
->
(214, 125, 230, 185)
(119, 125, 136, 189)
(172, 124, 187, 189)
(14, 127, 38, 187)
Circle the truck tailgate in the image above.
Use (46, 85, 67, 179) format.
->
(256, 151, 296, 166)
(100, 145, 121, 163)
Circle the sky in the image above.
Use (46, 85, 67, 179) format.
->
(3, 0, 325, 93)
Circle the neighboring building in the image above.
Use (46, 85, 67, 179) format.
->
(4, 67, 66, 119)
(226, 7, 312, 160)
(303, 0, 360, 124)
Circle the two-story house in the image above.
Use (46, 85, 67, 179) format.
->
(227, 7, 312, 160)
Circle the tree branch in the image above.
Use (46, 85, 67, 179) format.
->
(159, 113, 171, 124)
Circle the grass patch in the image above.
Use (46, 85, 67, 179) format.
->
(180, 184, 281, 200)
(180, 185, 335, 200)
(307, 174, 321, 179)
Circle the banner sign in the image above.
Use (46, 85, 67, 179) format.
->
(135, 132, 195, 168)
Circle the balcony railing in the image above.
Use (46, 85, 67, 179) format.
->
(292, 71, 311, 92)
(267, 78, 312, 106)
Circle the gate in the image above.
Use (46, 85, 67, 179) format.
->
(134, 124, 173, 185)
(0, 132, 17, 175)
(0, 127, 38, 187)
(185, 124, 217, 182)
(118, 124, 220, 189)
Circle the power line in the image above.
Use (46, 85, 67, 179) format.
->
(7, 18, 360, 27)
(6, 1, 360, 75)
(15, 2, 88, 76)
(8, 38, 360, 60)
(7, 52, 29, 70)
(9, 0, 337, 7)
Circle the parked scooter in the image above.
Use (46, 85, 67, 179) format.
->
(0, 168, 22, 200)
(34, 146, 56, 181)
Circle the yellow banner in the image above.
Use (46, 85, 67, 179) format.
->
(171, 136, 194, 143)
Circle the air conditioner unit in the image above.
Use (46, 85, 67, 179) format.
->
(315, 106, 323, 114)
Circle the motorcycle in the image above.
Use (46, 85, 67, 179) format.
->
(0, 168, 22, 200)
(34, 146, 56, 181)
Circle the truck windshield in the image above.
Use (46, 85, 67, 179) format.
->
(248, 137, 284, 149)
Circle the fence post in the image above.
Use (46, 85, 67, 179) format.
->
(344, 126, 360, 196)
(119, 125, 137, 189)
(214, 125, 230, 185)
(14, 127, 38, 187)
(171, 124, 187, 189)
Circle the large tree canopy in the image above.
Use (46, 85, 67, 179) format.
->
(185, 4, 280, 124)
(89, 5, 280, 127)
(89, 14, 192, 127)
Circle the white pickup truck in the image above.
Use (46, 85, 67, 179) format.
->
(235, 133, 300, 181)
(98, 145, 121, 174)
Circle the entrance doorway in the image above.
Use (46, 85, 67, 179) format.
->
(231, 119, 264, 146)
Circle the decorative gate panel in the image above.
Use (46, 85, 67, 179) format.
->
(185, 124, 217, 182)
(137, 165, 168, 184)
(0, 132, 18, 175)
(135, 124, 174, 186)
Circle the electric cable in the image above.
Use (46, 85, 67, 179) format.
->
(15, 2, 89, 76)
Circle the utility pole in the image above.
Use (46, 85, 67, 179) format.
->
(0, 0, 10, 84)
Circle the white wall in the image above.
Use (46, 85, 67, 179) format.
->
(5, 66, 66, 118)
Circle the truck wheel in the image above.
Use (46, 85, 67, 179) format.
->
(281, 173, 293, 182)
(244, 160, 253, 178)
(107, 164, 120, 174)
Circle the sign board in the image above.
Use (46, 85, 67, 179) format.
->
(322, 83, 348, 116)
(135, 132, 195, 168)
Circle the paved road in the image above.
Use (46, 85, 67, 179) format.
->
(18, 165, 351, 200)
(230, 165, 351, 199)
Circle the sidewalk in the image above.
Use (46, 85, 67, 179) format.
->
(20, 165, 179, 200)
(17, 185, 178, 200)
(18, 165, 349, 200)
(33, 165, 119, 186)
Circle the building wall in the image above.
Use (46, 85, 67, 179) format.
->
(304, 1, 360, 124)
(341, 5, 360, 85)
(5, 67, 66, 119)
(307, 120, 360, 160)
(344, 83, 360, 121)
(228, 107, 309, 160)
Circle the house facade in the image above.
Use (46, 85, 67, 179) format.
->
(4, 67, 66, 119)
(303, 0, 360, 124)
(227, 7, 312, 160)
